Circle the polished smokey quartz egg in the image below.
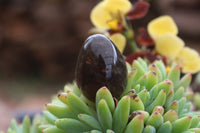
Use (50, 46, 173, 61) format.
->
(75, 34, 127, 101)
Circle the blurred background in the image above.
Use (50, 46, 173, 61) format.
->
(0, 0, 200, 131)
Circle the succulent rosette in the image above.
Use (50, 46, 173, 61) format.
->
(37, 56, 200, 133)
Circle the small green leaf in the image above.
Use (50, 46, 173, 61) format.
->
(143, 125, 156, 133)
(45, 104, 76, 119)
(43, 111, 57, 125)
(171, 116, 192, 133)
(146, 90, 166, 113)
(138, 89, 150, 106)
(56, 118, 91, 133)
(130, 94, 144, 112)
(96, 87, 115, 114)
(157, 121, 172, 133)
(78, 114, 101, 131)
(113, 96, 130, 133)
(154, 60, 167, 80)
(190, 116, 200, 128)
(146, 112, 163, 129)
(97, 99, 112, 131)
(176, 73, 192, 91)
(167, 64, 180, 87)
(22, 116, 31, 133)
(146, 71, 158, 91)
(42, 126, 65, 133)
(124, 115, 144, 133)
(67, 92, 95, 117)
(163, 110, 178, 123)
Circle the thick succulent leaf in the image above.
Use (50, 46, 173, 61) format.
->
(136, 75, 147, 88)
(10, 119, 20, 133)
(157, 121, 172, 133)
(96, 87, 115, 114)
(43, 111, 57, 125)
(97, 99, 112, 131)
(42, 126, 65, 133)
(190, 116, 200, 128)
(146, 71, 158, 91)
(67, 92, 95, 117)
(137, 57, 148, 71)
(45, 104, 76, 118)
(178, 97, 187, 115)
(22, 116, 31, 133)
(171, 116, 192, 133)
(55, 118, 92, 133)
(129, 111, 149, 124)
(188, 128, 200, 133)
(124, 115, 144, 133)
(176, 73, 192, 91)
(146, 90, 166, 113)
(130, 94, 144, 112)
(154, 60, 167, 80)
(173, 87, 184, 101)
(64, 84, 81, 97)
(165, 88, 174, 108)
(166, 101, 179, 113)
(167, 64, 180, 86)
(146, 112, 163, 129)
(152, 106, 164, 115)
(143, 125, 156, 133)
(113, 96, 130, 133)
(132, 60, 146, 83)
(78, 114, 101, 131)
(123, 68, 137, 95)
(138, 89, 150, 106)
(148, 64, 163, 82)
(163, 110, 178, 123)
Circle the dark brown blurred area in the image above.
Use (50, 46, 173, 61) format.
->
(0, 0, 200, 131)
(0, 0, 96, 82)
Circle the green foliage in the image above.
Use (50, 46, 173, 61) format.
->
(5, 58, 200, 133)
(6, 116, 42, 133)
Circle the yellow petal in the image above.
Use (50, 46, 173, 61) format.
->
(181, 59, 200, 73)
(177, 47, 199, 60)
(176, 47, 200, 73)
(90, 0, 131, 29)
(110, 33, 126, 53)
(148, 15, 178, 40)
(104, 0, 132, 14)
(155, 33, 184, 58)
(107, 19, 121, 31)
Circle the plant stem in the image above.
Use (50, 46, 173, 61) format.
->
(128, 39, 138, 52)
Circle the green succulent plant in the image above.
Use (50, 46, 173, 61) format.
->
(5, 115, 42, 133)
(4, 55, 200, 133)
(34, 58, 200, 133)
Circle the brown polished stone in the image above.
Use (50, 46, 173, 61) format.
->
(75, 34, 127, 101)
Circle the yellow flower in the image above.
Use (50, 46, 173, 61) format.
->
(90, 0, 132, 30)
(176, 47, 200, 73)
(155, 33, 184, 58)
(109, 33, 126, 53)
(148, 15, 178, 40)
(148, 15, 200, 74)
